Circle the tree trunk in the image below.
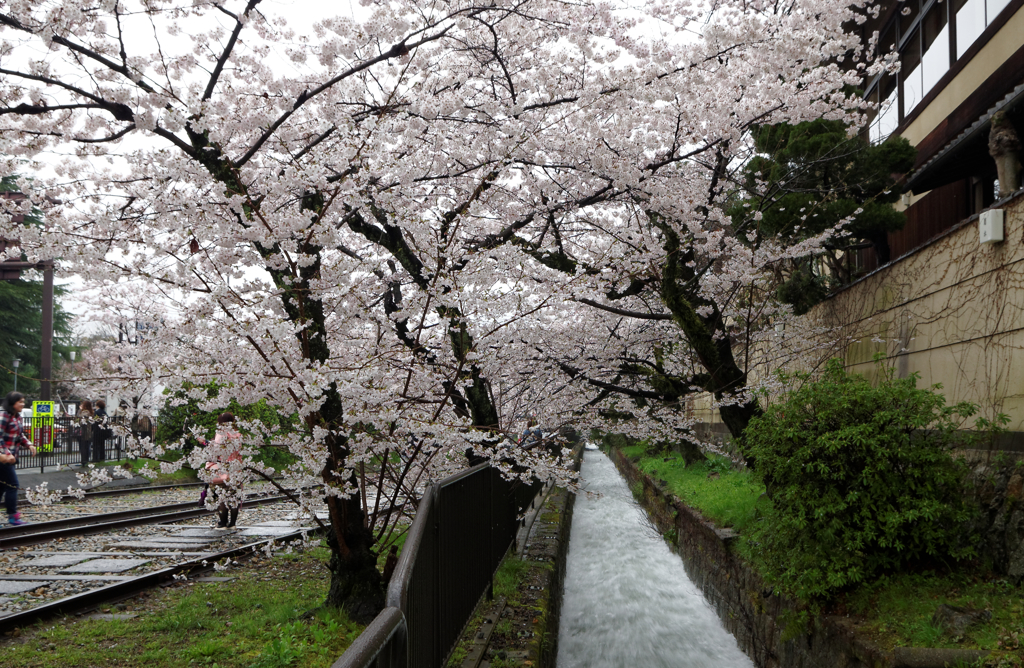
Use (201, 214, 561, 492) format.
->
(188, 144, 388, 620)
(323, 491, 385, 623)
(675, 439, 708, 466)
(309, 391, 385, 622)
(658, 219, 763, 463)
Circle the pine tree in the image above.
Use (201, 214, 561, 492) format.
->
(731, 119, 916, 314)
(1, 176, 75, 396)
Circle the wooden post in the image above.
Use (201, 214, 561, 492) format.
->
(41, 260, 54, 400)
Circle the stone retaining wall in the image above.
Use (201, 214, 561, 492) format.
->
(521, 485, 575, 667)
(966, 457, 1024, 582)
(609, 447, 891, 668)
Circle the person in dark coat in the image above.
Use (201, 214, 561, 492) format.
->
(77, 400, 94, 466)
(93, 399, 109, 462)
(382, 545, 399, 584)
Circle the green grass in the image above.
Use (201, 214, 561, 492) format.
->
(446, 642, 469, 667)
(493, 557, 530, 605)
(844, 572, 1024, 653)
(612, 442, 1024, 659)
(103, 444, 294, 483)
(107, 444, 297, 485)
(2, 547, 363, 668)
(100, 454, 200, 484)
(620, 443, 764, 533)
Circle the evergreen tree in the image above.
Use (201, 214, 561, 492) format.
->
(731, 120, 916, 314)
(0, 280, 75, 397)
(1, 176, 75, 396)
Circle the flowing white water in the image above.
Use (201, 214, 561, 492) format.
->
(556, 449, 755, 668)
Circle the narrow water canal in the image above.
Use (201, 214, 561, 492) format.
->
(556, 448, 754, 668)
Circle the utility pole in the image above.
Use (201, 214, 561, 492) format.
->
(41, 261, 53, 400)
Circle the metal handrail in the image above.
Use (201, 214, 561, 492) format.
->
(331, 607, 406, 668)
(386, 485, 433, 612)
(432, 461, 488, 487)
(334, 462, 541, 668)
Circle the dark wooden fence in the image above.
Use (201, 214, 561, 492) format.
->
(334, 463, 541, 668)
(854, 178, 973, 275)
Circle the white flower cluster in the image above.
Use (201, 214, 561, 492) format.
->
(1, 0, 871, 564)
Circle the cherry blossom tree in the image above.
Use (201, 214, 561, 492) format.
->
(1, 0, 878, 618)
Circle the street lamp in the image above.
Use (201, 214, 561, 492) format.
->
(12, 358, 20, 393)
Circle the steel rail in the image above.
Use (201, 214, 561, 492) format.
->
(0, 525, 329, 627)
(0, 495, 293, 550)
(17, 481, 208, 502)
(76, 482, 207, 499)
(6, 500, 219, 538)
(5, 489, 293, 539)
(72, 478, 303, 499)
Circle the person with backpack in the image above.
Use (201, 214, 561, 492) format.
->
(1, 392, 37, 525)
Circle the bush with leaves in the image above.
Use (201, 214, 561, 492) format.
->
(156, 381, 291, 455)
(745, 359, 979, 601)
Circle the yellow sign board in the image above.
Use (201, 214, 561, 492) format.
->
(32, 400, 55, 452)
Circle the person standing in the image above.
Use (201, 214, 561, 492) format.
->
(93, 399, 109, 462)
(1, 392, 37, 525)
(199, 412, 244, 528)
(77, 400, 94, 466)
(131, 411, 153, 443)
(520, 419, 543, 448)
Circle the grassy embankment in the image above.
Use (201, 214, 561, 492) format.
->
(1, 546, 364, 668)
(615, 442, 1024, 657)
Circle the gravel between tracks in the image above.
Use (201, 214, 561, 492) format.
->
(0, 486, 323, 617)
(14, 482, 276, 523)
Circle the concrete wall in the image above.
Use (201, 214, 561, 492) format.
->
(808, 192, 1024, 434)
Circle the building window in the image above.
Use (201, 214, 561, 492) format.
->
(955, 0, 987, 57)
(865, 0, 1010, 140)
(921, 2, 949, 94)
(869, 74, 900, 143)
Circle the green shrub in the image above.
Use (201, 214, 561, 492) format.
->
(156, 380, 293, 450)
(745, 359, 979, 601)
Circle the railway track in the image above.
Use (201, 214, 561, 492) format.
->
(1, 486, 330, 626)
(0, 493, 297, 550)
(74, 481, 207, 499)
(0, 524, 328, 628)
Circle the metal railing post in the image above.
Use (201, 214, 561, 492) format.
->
(39, 417, 44, 473)
(488, 468, 494, 601)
